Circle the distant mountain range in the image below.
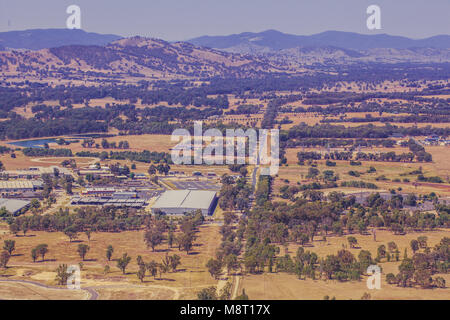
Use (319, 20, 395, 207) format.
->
(272, 46, 450, 65)
(0, 29, 122, 50)
(188, 29, 450, 52)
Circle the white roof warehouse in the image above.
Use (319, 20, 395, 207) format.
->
(151, 190, 217, 216)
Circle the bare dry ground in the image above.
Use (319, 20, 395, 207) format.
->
(239, 229, 450, 300)
(64, 134, 175, 153)
(333, 122, 450, 128)
(276, 112, 450, 130)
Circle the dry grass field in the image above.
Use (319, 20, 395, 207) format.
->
(0, 222, 222, 300)
(0, 87, 448, 300)
(239, 229, 450, 300)
(204, 115, 264, 127)
(42, 134, 175, 154)
(0, 281, 90, 300)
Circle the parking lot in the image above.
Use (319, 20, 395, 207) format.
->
(164, 179, 221, 191)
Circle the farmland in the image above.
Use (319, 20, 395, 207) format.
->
(0, 223, 222, 300)
(0, 33, 449, 301)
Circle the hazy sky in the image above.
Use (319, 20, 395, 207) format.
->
(0, 0, 449, 41)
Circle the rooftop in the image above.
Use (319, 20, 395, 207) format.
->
(0, 180, 36, 189)
(152, 190, 216, 210)
(2, 166, 71, 176)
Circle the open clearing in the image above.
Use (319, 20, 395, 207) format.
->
(0, 280, 90, 300)
(280, 145, 450, 196)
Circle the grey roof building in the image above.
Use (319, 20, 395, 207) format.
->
(0, 198, 31, 215)
(151, 190, 217, 216)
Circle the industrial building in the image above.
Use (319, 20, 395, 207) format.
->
(70, 197, 147, 208)
(151, 190, 217, 216)
(0, 180, 43, 196)
(72, 188, 145, 208)
(81, 187, 116, 197)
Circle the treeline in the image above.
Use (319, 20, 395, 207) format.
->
(255, 176, 272, 206)
(2, 62, 450, 113)
(100, 139, 129, 149)
(261, 95, 302, 129)
(0, 146, 12, 154)
(225, 104, 260, 115)
(244, 190, 447, 257)
(323, 114, 450, 124)
(0, 102, 230, 139)
(8, 207, 148, 234)
(283, 138, 396, 149)
(75, 150, 171, 163)
(301, 86, 450, 106)
(218, 174, 252, 212)
(386, 237, 448, 289)
(0, 83, 230, 112)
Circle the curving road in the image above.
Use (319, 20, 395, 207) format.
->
(0, 279, 98, 300)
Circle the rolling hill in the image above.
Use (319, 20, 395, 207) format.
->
(0, 29, 122, 50)
(188, 30, 450, 52)
(187, 30, 450, 64)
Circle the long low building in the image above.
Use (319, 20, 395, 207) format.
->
(1, 166, 71, 179)
(151, 190, 217, 216)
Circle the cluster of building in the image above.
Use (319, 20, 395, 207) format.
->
(71, 185, 154, 208)
(0, 180, 43, 197)
(0, 166, 71, 179)
(151, 190, 218, 216)
(71, 196, 147, 208)
(421, 135, 450, 146)
(0, 162, 221, 217)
